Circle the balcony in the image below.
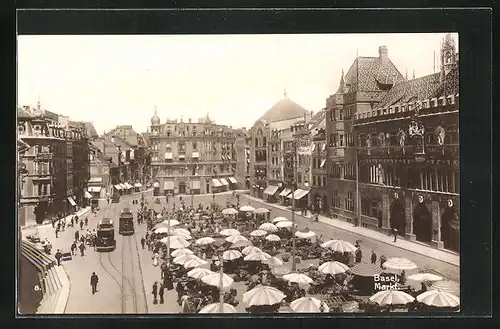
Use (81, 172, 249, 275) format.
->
(35, 152, 53, 161)
(358, 144, 459, 159)
(354, 104, 458, 125)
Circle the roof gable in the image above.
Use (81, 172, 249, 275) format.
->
(344, 57, 406, 92)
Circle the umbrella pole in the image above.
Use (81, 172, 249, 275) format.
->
(219, 254, 224, 312)
(166, 217, 170, 266)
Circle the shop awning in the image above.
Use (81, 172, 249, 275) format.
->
(212, 179, 222, 187)
(124, 182, 133, 189)
(287, 189, 310, 200)
(119, 183, 127, 189)
(220, 178, 229, 186)
(84, 191, 93, 199)
(179, 154, 185, 159)
(191, 180, 201, 189)
(88, 186, 102, 193)
(264, 185, 279, 195)
(153, 182, 160, 188)
(192, 151, 199, 158)
(88, 177, 103, 183)
(320, 159, 326, 168)
(228, 177, 237, 184)
(165, 152, 173, 160)
(67, 197, 77, 206)
(279, 188, 291, 197)
(134, 183, 142, 188)
(164, 180, 174, 190)
(114, 184, 122, 190)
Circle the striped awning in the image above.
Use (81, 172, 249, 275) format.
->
(191, 180, 201, 189)
(228, 177, 237, 184)
(124, 182, 133, 189)
(279, 188, 291, 197)
(349, 263, 382, 277)
(164, 180, 174, 190)
(212, 179, 222, 187)
(119, 183, 128, 189)
(84, 191, 93, 199)
(220, 178, 229, 186)
(114, 184, 122, 190)
(287, 189, 309, 200)
(264, 185, 279, 195)
(67, 197, 77, 206)
(88, 186, 102, 193)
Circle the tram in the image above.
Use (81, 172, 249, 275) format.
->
(119, 207, 135, 235)
(95, 218, 116, 251)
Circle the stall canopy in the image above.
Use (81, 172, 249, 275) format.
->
(165, 152, 173, 160)
(164, 180, 174, 190)
(153, 182, 160, 188)
(212, 179, 222, 187)
(192, 151, 199, 158)
(134, 183, 142, 188)
(88, 186, 102, 193)
(279, 188, 291, 197)
(119, 183, 128, 189)
(88, 177, 103, 184)
(114, 184, 122, 190)
(179, 154, 185, 159)
(124, 182, 133, 189)
(191, 180, 201, 189)
(67, 197, 77, 206)
(228, 177, 238, 184)
(84, 191, 93, 199)
(264, 185, 279, 195)
(220, 178, 229, 186)
(287, 189, 310, 200)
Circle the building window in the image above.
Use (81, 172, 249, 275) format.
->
(339, 110, 343, 121)
(322, 176, 326, 186)
(339, 134, 344, 147)
(43, 184, 48, 195)
(332, 190, 340, 208)
(345, 191, 354, 211)
(192, 142, 197, 150)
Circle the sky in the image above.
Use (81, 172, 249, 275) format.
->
(18, 33, 458, 134)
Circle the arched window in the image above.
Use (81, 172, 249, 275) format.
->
(263, 137, 267, 147)
(255, 138, 259, 147)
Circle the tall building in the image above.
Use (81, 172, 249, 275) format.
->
(326, 35, 459, 252)
(17, 103, 90, 226)
(234, 128, 249, 189)
(148, 108, 241, 196)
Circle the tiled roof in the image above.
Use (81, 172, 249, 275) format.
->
(344, 57, 406, 92)
(141, 132, 151, 146)
(257, 98, 308, 124)
(84, 122, 98, 138)
(439, 65, 459, 96)
(17, 107, 31, 118)
(376, 72, 442, 109)
(308, 109, 326, 131)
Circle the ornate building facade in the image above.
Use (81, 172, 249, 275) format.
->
(148, 109, 241, 195)
(326, 34, 459, 252)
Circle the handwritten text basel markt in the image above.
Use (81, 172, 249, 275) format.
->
(374, 274, 401, 291)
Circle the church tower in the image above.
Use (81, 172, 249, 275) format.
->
(440, 34, 457, 81)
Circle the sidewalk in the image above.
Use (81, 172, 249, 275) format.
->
(242, 194, 459, 267)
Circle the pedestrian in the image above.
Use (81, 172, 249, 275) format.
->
(71, 241, 77, 255)
(55, 227, 59, 238)
(57, 222, 61, 232)
(355, 248, 362, 263)
(61, 219, 65, 231)
(79, 242, 86, 256)
(55, 249, 63, 266)
(90, 272, 99, 294)
(371, 250, 377, 264)
(75, 230, 80, 241)
(393, 228, 398, 242)
(152, 281, 158, 304)
(141, 237, 146, 249)
(52, 218, 56, 228)
(380, 255, 387, 270)
(70, 216, 74, 227)
(158, 282, 165, 304)
(80, 220, 84, 230)
(85, 217, 88, 226)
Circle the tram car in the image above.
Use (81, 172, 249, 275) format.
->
(95, 218, 116, 251)
(119, 207, 135, 235)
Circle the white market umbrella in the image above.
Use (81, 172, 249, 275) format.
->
(283, 273, 314, 285)
(242, 246, 262, 255)
(318, 261, 350, 275)
(321, 239, 357, 253)
(264, 256, 284, 266)
(222, 249, 242, 261)
(183, 257, 208, 269)
(276, 221, 293, 228)
(253, 208, 270, 214)
(222, 208, 239, 215)
(383, 257, 418, 271)
(231, 239, 253, 248)
(187, 268, 214, 280)
(430, 280, 460, 296)
(239, 205, 255, 212)
(171, 248, 194, 258)
(173, 254, 203, 266)
(199, 303, 236, 313)
(244, 251, 272, 262)
(225, 234, 248, 244)
(259, 223, 278, 232)
(172, 228, 190, 236)
(242, 285, 286, 306)
(417, 290, 460, 308)
(196, 237, 216, 245)
(408, 273, 444, 282)
(160, 236, 190, 249)
(295, 230, 316, 239)
(202, 273, 234, 289)
(170, 229, 192, 240)
(272, 216, 289, 223)
(290, 297, 330, 313)
(220, 228, 241, 236)
(369, 290, 415, 306)
(250, 229, 268, 237)
(154, 227, 169, 234)
(265, 234, 281, 242)
(162, 219, 180, 227)
(156, 214, 163, 220)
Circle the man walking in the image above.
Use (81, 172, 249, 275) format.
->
(80, 220, 84, 230)
(393, 228, 398, 242)
(79, 241, 86, 256)
(55, 226, 59, 239)
(158, 282, 165, 304)
(90, 272, 99, 294)
(84, 217, 88, 226)
(152, 281, 158, 304)
(75, 230, 80, 242)
(371, 250, 377, 264)
(55, 249, 63, 266)
(71, 241, 77, 256)
(141, 237, 146, 249)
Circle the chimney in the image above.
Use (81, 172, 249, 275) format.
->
(188, 118, 192, 123)
(378, 46, 388, 63)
